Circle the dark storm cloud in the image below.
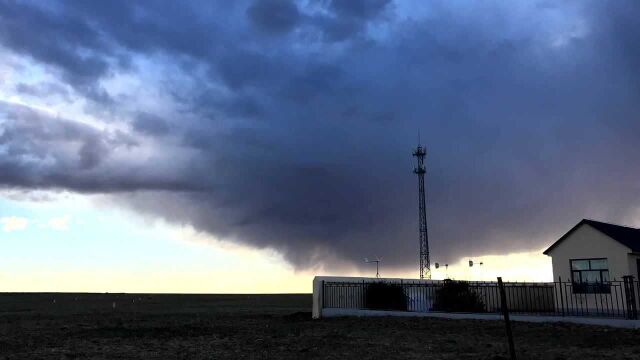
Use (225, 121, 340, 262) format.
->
(330, 0, 391, 19)
(0, 0, 224, 104)
(15, 82, 71, 101)
(247, 0, 300, 35)
(2, 0, 640, 271)
(0, 101, 197, 192)
(0, 1, 116, 101)
(133, 112, 171, 136)
(311, 0, 392, 42)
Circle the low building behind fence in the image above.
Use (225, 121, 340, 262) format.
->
(312, 276, 639, 320)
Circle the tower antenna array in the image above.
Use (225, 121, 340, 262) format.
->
(413, 144, 431, 279)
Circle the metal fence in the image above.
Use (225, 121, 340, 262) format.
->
(322, 276, 640, 320)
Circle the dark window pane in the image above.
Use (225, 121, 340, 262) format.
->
(571, 260, 590, 270)
(572, 271, 581, 283)
(589, 259, 608, 270)
(602, 271, 609, 282)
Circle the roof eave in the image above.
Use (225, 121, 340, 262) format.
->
(542, 219, 589, 255)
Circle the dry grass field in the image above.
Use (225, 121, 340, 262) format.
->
(1, 293, 640, 359)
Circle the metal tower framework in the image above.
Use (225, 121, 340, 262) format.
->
(413, 145, 431, 279)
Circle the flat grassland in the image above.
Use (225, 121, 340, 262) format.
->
(1, 293, 639, 359)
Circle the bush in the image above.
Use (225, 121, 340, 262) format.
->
(365, 282, 408, 311)
(432, 280, 486, 313)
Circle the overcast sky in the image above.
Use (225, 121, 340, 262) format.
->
(1, 0, 639, 288)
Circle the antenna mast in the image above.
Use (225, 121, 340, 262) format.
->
(413, 143, 431, 279)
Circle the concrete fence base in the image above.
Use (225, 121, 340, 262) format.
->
(320, 308, 640, 329)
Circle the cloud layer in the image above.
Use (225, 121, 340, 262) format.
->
(1, 0, 640, 271)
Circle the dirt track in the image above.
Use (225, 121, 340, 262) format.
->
(1, 293, 639, 359)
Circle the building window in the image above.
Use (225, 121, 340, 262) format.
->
(570, 258, 610, 294)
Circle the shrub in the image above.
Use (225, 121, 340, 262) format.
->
(365, 282, 408, 311)
(432, 280, 486, 313)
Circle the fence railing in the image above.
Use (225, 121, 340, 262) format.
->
(322, 276, 640, 320)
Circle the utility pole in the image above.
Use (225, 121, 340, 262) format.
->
(413, 144, 431, 279)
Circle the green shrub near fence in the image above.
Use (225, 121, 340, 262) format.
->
(432, 279, 486, 313)
(365, 282, 408, 311)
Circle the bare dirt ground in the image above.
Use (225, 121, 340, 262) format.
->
(1, 293, 639, 359)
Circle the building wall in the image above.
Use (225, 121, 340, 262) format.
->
(626, 254, 640, 280)
(548, 224, 633, 281)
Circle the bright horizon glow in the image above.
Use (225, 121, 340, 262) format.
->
(0, 191, 553, 293)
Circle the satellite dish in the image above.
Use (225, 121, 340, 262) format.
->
(435, 263, 440, 269)
(469, 260, 474, 267)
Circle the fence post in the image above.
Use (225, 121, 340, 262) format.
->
(498, 277, 516, 360)
(558, 276, 565, 317)
(623, 276, 637, 320)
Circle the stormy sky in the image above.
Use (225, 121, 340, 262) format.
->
(1, 0, 640, 273)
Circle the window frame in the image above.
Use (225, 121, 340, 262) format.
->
(569, 258, 610, 294)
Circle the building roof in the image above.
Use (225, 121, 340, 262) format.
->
(543, 219, 640, 255)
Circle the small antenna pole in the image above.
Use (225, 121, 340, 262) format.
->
(365, 258, 381, 278)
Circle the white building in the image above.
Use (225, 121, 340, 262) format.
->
(544, 219, 640, 283)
